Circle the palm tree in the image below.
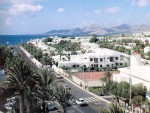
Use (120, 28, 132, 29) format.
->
(99, 103, 125, 113)
(101, 71, 112, 84)
(34, 68, 62, 113)
(7, 58, 34, 113)
(54, 85, 71, 113)
(101, 71, 112, 93)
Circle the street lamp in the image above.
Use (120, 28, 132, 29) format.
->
(129, 49, 132, 112)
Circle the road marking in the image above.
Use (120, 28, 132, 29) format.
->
(88, 97, 95, 102)
(83, 97, 99, 103)
(72, 106, 84, 113)
(84, 97, 93, 103)
(90, 97, 99, 102)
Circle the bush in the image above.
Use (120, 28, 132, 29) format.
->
(88, 87, 102, 96)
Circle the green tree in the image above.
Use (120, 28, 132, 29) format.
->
(34, 68, 62, 113)
(108, 81, 118, 98)
(54, 85, 71, 113)
(117, 82, 130, 99)
(90, 35, 99, 43)
(101, 71, 112, 92)
(0, 45, 13, 69)
(132, 95, 143, 105)
(101, 71, 112, 84)
(99, 104, 125, 113)
(7, 58, 34, 113)
(132, 84, 147, 100)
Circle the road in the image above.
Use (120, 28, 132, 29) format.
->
(14, 45, 109, 113)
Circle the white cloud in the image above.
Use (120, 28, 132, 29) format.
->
(5, 17, 12, 26)
(105, 7, 120, 13)
(9, 4, 43, 15)
(10, 0, 33, 4)
(132, 0, 150, 7)
(94, 9, 101, 14)
(56, 8, 64, 13)
(145, 13, 150, 19)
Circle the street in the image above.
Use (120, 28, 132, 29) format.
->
(14, 45, 109, 113)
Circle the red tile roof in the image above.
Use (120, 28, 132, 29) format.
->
(73, 72, 105, 81)
(132, 52, 139, 54)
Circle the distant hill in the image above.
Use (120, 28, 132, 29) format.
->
(44, 24, 150, 36)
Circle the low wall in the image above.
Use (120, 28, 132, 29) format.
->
(88, 80, 103, 87)
(52, 66, 85, 86)
(53, 66, 103, 87)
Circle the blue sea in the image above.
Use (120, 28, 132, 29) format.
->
(0, 35, 51, 45)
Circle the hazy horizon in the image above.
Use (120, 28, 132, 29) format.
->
(0, 0, 150, 35)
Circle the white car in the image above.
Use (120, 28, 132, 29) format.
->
(5, 104, 12, 111)
(56, 75, 63, 79)
(76, 98, 86, 105)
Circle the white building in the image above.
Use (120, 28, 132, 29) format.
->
(80, 42, 100, 53)
(58, 48, 127, 69)
(29, 39, 56, 54)
(113, 52, 150, 91)
(144, 46, 150, 54)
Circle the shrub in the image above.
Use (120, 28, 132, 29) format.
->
(88, 87, 102, 96)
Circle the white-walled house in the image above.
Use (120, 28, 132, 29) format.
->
(58, 48, 127, 69)
(30, 39, 56, 54)
(113, 52, 150, 91)
(81, 43, 99, 50)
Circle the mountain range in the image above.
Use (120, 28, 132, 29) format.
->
(45, 24, 150, 36)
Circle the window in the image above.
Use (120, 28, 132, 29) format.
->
(107, 65, 109, 67)
(120, 63, 123, 65)
(100, 65, 102, 67)
(94, 64, 98, 68)
(91, 64, 93, 67)
(94, 58, 98, 63)
(116, 57, 118, 60)
(72, 65, 76, 68)
(100, 58, 103, 61)
(90, 58, 93, 61)
(110, 57, 113, 62)
(116, 63, 118, 65)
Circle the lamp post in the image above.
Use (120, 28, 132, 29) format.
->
(82, 65, 85, 90)
(129, 50, 132, 112)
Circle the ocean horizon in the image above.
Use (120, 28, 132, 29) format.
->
(0, 35, 51, 45)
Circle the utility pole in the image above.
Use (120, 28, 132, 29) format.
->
(129, 49, 132, 112)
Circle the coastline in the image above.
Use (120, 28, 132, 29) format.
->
(0, 35, 50, 45)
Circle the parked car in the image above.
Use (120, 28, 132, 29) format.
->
(45, 101, 57, 111)
(56, 75, 63, 79)
(76, 98, 86, 105)
(5, 104, 12, 111)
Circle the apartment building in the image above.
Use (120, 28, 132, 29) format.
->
(58, 48, 127, 69)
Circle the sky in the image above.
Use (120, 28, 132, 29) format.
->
(0, 0, 150, 35)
